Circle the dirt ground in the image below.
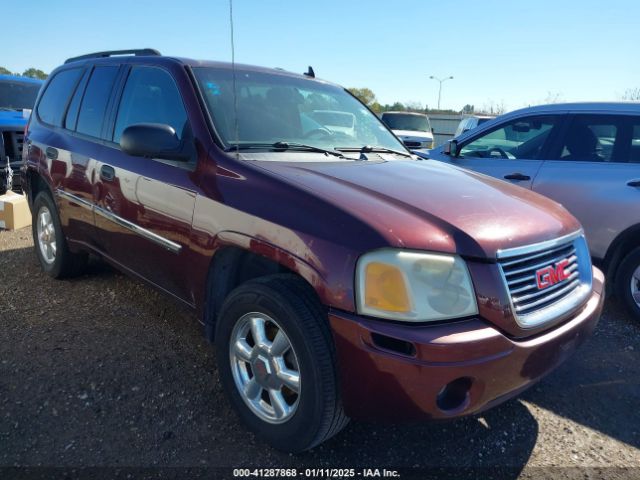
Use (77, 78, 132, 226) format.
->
(1, 227, 639, 479)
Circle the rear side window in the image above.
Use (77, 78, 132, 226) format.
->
(76, 66, 119, 138)
(36, 68, 83, 127)
(113, 66, 188, 143)
(559, 115, 628, 162)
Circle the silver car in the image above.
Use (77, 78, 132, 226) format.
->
(425, 103, 640, 320)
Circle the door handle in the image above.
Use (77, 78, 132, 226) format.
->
(100, 164, 116, 182)
(45, 147, 58, 160)
(504, 172, 531, 181)
(627, 179, 640, 187)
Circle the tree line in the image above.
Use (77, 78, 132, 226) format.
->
(0, 67, 48, 80)
(347, 87, 460, 115)
(348, 86, 640, 116)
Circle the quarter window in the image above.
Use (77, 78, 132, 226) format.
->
(113, 67, 188, 143)
(64, 69, 90, 131)
(76, 66, 119, 139)
(36, 68, 83, 127)
(460, 116, 558, 160)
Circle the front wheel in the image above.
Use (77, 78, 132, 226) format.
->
(615, 247, 640, 321)
(215, 274, 348, 452)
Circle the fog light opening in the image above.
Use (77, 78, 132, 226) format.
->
(370, 332, 416, 357)
(437, 377, 473, 412)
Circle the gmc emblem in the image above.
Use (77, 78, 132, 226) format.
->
(536, 259, 571, 290)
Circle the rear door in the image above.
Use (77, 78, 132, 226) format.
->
(28, 66, 100, 245)
(92, 65, 197, 303)
(57, 65, 121, 246)
(446, 114, 563, 189)
(532, 113, 640, 260)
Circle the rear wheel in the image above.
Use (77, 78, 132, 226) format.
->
(615, 247, 640, 321)
(215, 274, 348, 452)
(32, 192, 87, 278)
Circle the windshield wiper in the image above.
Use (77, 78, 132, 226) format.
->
(335, 145, 413, 158)
(225, 141, 347, 159)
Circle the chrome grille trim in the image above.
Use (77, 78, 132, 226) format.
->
(503, 251, 576, 277)
(499, 242, 575, 267)
(514, 279, 580, 310)
(513, 271, 579, 302)
(497, 231, 592, 329)
(510, 263, 578, 295)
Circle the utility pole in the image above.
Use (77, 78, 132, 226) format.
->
(429, 75, 454, 110)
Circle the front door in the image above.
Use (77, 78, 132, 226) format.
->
(446, 114, 563, 189)
(92, 65, 198, 303)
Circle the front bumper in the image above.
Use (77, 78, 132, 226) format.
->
(329, 266, 604, 421)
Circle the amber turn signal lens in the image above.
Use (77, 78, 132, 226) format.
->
(364, 262, 411, 313)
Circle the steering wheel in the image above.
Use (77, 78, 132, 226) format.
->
(487, 147, 510, 159)
(303, 127, 333, 139)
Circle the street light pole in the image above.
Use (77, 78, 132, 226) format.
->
(429, 75, 454, 110)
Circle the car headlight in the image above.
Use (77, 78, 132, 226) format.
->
(355, 249, 478, 322)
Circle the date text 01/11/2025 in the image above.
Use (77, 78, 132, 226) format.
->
(232, 468, 400, 478)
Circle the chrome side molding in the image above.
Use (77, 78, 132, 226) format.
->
(56, 188, 182, 254)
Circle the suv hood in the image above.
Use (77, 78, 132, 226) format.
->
(0, 110, 28, 129)
(253, 158, 580, 259)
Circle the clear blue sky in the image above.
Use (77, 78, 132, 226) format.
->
(3, 0, 639, 111)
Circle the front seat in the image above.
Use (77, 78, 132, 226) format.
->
(562, 124, 602, 161)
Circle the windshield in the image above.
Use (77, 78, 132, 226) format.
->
(0, 80, 41, 110)
(381, 113, 431, 132)
(193, 67, 405, 153)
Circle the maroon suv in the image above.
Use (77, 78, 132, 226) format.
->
(22, 49, 604, 452)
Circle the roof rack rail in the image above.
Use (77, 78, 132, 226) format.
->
(64, 49, 161, 64)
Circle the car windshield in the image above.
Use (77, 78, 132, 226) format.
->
(193, 67, 406, 154)
(0, 79, 41, 110)
(382, 113, 430, 132)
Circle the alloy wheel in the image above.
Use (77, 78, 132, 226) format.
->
(229, 312, 301, 424)
(37, 206, 57, 265)
(631, 265, 640, 308)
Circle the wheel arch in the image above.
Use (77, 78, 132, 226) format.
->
(202, 232, 329, 342)
(602, 223, 640, 290)
(25, 169, 54, 208)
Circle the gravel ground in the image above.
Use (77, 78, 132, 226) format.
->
(1, 227, 639, 479)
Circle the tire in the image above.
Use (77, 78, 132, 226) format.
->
(215, 274, 348, 452)
(615, 247, 640, 321)
(32, 191, 88, 279)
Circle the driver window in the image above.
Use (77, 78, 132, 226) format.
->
(113, 66, 188, 144)
(460, 116, 558, 160)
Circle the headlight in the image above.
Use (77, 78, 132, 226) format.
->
(355, 249, 478, 322)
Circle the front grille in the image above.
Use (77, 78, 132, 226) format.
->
(497, 233, 592, 328)
(1, 130, 24, 162)
(403, 140, 422, 148)
(14, 132, 24, 159)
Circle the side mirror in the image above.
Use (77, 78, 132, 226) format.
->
(444, 139, 458, 157)
(120, 123, 187, 160)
